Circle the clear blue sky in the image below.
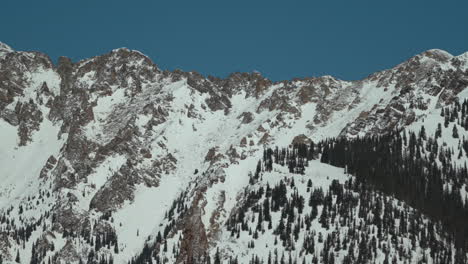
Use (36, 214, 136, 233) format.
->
(2, 0, 467, 81)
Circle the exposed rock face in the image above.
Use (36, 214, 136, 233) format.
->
(176, 193, 209, 264)
(0, 42, 467, 263)
(239, 111, 254, 124)
(89, 164, 138, 213)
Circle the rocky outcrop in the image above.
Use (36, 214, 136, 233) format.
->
(89, 163, 138, 213)
(176, 193, 209, 264)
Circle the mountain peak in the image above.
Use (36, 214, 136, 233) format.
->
(418, 48, 453, 62)
(111, 47, 130, 53)
(0, 41, 13, 55)
(111, 47, 149, 58)
(424, 48, 452, 56)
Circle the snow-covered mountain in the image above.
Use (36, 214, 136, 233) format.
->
(0, 42, 467, 264)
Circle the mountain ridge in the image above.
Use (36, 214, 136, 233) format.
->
(2, 41, 467, 83)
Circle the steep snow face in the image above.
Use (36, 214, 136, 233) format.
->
(112, 176, 183, 263)
(0, 118, 64, 208)
(0, 43, 467, 264)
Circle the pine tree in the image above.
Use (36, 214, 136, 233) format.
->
(263, 198, 271, 222)
(114, 241, 119, 254)
(255, 160, 262, 179)
(211, 247, 220, 264)
(156, 231, 162, 243)
(453, 124, 459, 138)
(319, 205, 329, 229)
(420, 125, 427, 140)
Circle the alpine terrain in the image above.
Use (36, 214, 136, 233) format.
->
(1, 41, 468, 264)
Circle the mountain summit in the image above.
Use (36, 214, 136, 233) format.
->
(0, 42, 13, 56)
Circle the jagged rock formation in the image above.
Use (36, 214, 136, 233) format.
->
(0, 42, 467, 263)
